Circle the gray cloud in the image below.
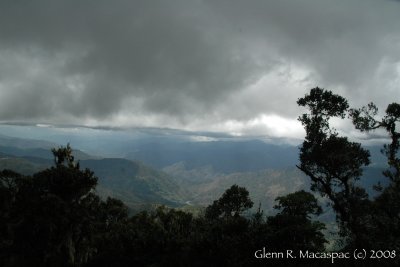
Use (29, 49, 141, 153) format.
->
(0, 0, 399, 137)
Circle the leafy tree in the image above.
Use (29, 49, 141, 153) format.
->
(52, 143, 77, 168)
(274, 190, 322, 218)
(0, 145, 102, 267)
(205, 184, 253, 220)
(267, 190, 326, 251)
(201, 185, 255, 266)
(298, 87, 400, 262)
(350, 101, 400, 251)
(297, 87, 371, 246)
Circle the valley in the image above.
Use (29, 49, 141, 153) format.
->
(0, 127, 388, 218)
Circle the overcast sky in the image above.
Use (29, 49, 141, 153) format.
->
(0, 0, 399, 139)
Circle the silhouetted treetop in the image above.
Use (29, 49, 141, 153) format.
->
(274, 190, 322, 218)
(298, 87, 400, 256)
(205, 184, 253, 220)
(297, 87, 349, 118)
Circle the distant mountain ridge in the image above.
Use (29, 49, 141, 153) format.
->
(81, 159, 188, 209)
(126, 140, 300, 173)
(0, 135, 188, 211)
(0, 145, 97, 161)
(0, 134, 57, 149)
(0, 132, 391, 214)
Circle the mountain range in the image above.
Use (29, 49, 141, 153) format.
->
(0, 126, 390, 216)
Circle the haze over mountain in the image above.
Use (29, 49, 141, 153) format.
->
(0, 0, 396, 214)
(0, 125, 389, 215)
(1, 2, 399, 265)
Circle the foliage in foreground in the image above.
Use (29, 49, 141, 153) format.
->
(0, 145, 329, 266)
(1, 87, 400, 266)
(297, 87, 400, 264)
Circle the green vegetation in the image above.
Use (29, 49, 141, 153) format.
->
(0, 145, 327, 266)
(297, 87, 400, 263)
(1, 88, 400, 266)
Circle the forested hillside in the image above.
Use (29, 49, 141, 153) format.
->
(0, 146, 329, 266)
(1, 88, 400, 266)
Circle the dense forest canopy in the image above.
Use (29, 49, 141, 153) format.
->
(1, 88, 399, 266)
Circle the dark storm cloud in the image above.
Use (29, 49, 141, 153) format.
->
(0, 0, 399, 136)
(0, 0, 267, 121)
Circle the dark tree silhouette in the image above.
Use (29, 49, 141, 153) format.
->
(274, 190, 322, 218)
(297, 87, 371, 246)
(350, 101, 400, 252)
(267, 191, 326, 252)
(298, 88, 400, 264)
(0, 145, 131, 267)
(2, 146, 99, 266)
(205, 184, 253, 220)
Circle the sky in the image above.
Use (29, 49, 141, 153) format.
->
(0, 0, 399, 140)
